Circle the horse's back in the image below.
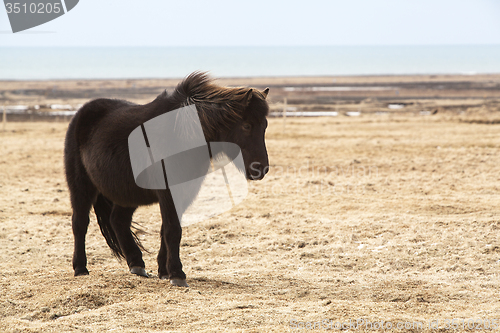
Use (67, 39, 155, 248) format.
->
(69, 98, 134, 148)
(65, 98, 157, 206)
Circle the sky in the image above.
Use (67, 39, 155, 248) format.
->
(1, 0, 500, 47)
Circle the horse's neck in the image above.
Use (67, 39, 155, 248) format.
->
(144, 98, 221, 142)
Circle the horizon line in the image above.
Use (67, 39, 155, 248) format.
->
(1, 43, 500, 48)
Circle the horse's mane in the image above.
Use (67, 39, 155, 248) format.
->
(161, 72, 268, 140)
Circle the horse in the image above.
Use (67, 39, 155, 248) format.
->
(64, 72, 270, 287)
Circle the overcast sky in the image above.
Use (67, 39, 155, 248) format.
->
(1, 0, 500, 47)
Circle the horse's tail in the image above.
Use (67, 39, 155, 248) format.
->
(93, 194, 148, 259)
(93, 193, 124, 259)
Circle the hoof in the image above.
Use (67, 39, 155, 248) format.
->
(170, 278, 189, 287)
(130, 266, 149, 277)
(74, 268, 89, 276)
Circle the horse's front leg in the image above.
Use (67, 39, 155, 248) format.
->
(157, 191, 187, 287)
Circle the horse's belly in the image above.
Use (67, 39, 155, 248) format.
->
(81, 148, 158, 207)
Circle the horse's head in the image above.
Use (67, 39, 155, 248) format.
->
(174, 72, 270, 181)
(222, 88, 270, 180)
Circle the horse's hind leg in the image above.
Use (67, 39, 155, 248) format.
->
(67, 165, 97, 276)
(109, 205, 147, 277)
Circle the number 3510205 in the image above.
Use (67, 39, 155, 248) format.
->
(5, 2, 62, 14)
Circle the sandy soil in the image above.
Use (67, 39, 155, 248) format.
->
(1, 113, 500, 332)
(1, 76, 500, 332)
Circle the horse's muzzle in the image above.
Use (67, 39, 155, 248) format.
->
(246, 163, 269, 181)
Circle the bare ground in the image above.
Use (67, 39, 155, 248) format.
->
(1, 75, 500, 332)
(1, 111, 500, 332)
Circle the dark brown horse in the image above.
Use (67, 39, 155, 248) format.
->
(64, 72, 269, 286)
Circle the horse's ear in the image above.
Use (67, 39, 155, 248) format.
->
(262, 87, 269, 99)
(244, 88, 253, 106)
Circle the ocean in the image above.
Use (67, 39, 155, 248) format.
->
(1, 45, 499, 80)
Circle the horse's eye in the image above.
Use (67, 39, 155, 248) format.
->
(242, 123, 252, 131)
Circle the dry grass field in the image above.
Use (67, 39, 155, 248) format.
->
(1, 76, 500, 332)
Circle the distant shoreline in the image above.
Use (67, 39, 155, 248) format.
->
(2, 72, 500, 88)
(1, 45, 499, 80)
(2, 72, 500, 82)
(1, 74, 499, 122)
